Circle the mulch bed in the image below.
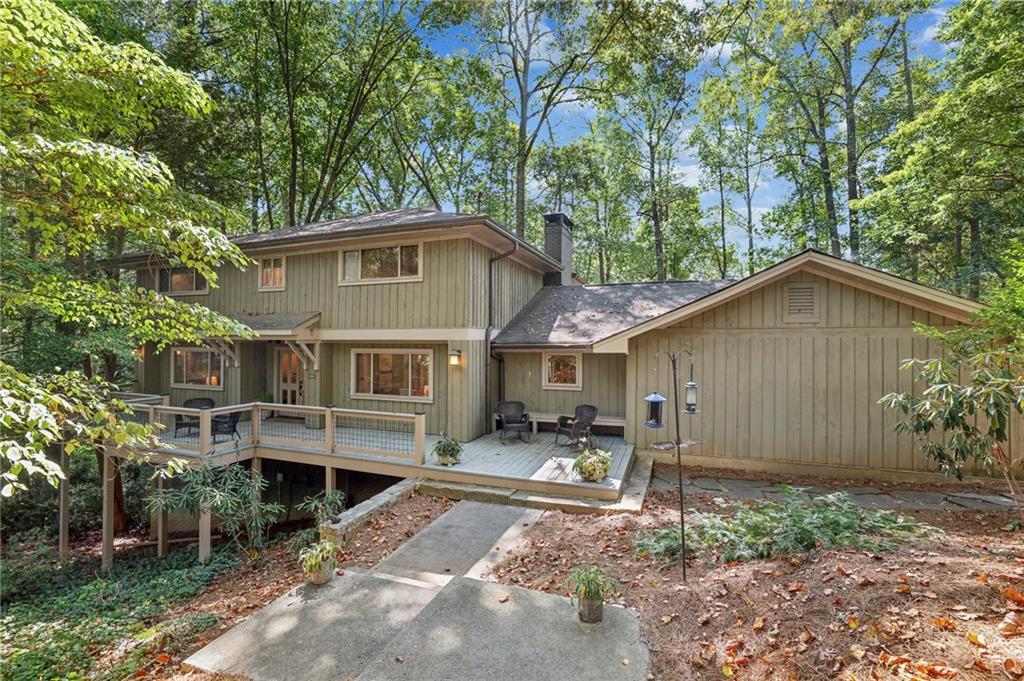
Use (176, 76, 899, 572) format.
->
(136, 491, 454, 680)
(488, 480, 1024, 680)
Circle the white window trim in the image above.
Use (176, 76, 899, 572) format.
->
(170, 347, 224, 391)
(257, 255, 287, 292)
(782, 282, 821, 323)
(350, 348, 434, 404)
(156, 267, 209, 297)
(542, 351, 583, 391)
(337, 242, 424, 286)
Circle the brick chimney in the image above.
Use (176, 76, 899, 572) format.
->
(542, 212, 574, 286)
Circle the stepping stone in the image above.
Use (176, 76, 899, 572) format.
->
(838, 486, 882, 495)
(889, 490, 952, 510)
(947, 493, 1014, 510)
(717, 479, 767, 500)
(691, 477, 726, 492)
(849, 493, 897, 510)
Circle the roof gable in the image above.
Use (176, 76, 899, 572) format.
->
(591, 250, 984, 353)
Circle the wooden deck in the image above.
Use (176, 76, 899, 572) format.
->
(138, 412, 634, 501)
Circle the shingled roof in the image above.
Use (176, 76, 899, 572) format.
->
(232, 207, 478, 247)
(493, 280, 732, 348)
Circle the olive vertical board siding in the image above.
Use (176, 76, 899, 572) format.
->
(467, 239, 544, 329)
(446, 340, 488, 442)
(626, 271, 1014, 478)
(328, 342, 448, 435)
(146, 341, 267, 407)
(139, 238, 485, 330)
(503, 353, 627, 418)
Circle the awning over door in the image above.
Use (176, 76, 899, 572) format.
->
(227, 311, 320, 341)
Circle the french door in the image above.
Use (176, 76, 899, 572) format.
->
(276, 347, 304, 406)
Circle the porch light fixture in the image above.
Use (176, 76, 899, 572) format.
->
(644, 392, 666, 429)
(448, 349, 462, 366)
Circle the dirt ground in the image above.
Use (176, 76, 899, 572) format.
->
(489, 478, 1024, 680)
(138, 491, 454, 680)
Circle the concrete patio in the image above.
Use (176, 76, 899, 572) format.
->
(184, 501, 650, 681)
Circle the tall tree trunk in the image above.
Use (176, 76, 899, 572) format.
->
(901, 19, 915, 119)
(842, 42, 860, 261)
(649, 141, 666, 282)
(717, 166, 727, 278)
(815, 95, 841, 256)
(954, 222, 964, 295)
(82, 356, 129, 533)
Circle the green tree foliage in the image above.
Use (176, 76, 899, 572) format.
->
(1, 0, 248, 494)
(881, 260, 1024, 503)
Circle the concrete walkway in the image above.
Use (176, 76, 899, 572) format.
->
(185, 500, 649, 681)
(652, 471, 1017, 511)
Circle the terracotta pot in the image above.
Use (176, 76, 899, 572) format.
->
(577, 596, 604, 624)
(309, 559, 335, 585)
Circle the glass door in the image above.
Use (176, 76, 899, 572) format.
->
(276, 347, 303, 406)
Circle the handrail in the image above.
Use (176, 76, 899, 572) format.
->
(135, 400, 425, 464)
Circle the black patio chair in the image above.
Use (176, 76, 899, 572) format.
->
(496, 400, 530, 442)
(211, 411, 241, 443)
(555, 404, 598, 449)
(174, 397, 215, 437)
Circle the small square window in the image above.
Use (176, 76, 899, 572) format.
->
(542, 352, 583, 391)
(259, 256, 285, 290)
(157, 268, 207, 295)
(339, 244, 421, 284)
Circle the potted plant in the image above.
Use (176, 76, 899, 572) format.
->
(299, 539, 338, 585)
(566, 565, 616, 624)
(432, 434, 463, 466)
(573, 448, 612, 482)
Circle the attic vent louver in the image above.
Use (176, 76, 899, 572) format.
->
(783, 283, 819, 322)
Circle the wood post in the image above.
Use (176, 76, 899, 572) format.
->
(58, 450, 70, 559)
(198, 506, 211, 564)
(156, 475, 169, 558)
(324, 407, 335, 454)
(251, 456, 262, 480)
(199, 409, 212, 454)
(251, 404, 261, 444)
(101, 453, 115, 571)
(414, 413, 427, 465)
(325, 465, 335, 492)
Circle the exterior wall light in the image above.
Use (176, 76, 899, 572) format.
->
(448, 349, 462, 366)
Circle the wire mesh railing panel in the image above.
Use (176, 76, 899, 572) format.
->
(208, 406, 253, 450)
(333, 413, 415, 457)
(259, 407, 327, 446)
(151, 408, 202, 450)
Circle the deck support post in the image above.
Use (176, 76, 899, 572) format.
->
(325, 466, 335, 493)
(413, 413, 426, 465)
(156, 475, 169, 558)
(251, 456, 262, 480)
(101, 453, 115, 571)
(58, 450, 70, 559)
(198, 506, 212, 564)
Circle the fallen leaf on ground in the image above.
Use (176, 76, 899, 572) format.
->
(497, 592, 510, 603)
(998, 612, 1024, 638)
(933, 617, 956, 631)
(967, 631, 988, 649)
(753, 616, 765, 632)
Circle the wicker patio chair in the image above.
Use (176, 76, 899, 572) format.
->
(174, 397, 215, 437)
(555, 404, 598, 449)
(496, 400, 530, 442)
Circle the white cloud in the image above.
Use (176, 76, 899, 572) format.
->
(915, 8, 947, 49)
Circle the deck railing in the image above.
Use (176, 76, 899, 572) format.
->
(117, 394, 425, 465)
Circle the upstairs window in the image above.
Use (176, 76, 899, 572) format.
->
(542, 352, 583, 391)
(351, 349, 432, 402)
(171, 348, 223, 389)
(340, 244, 420, 284)
(258, 256, 286, 291)
(158, 268, 207, 295)
(783, 282, 820, 323)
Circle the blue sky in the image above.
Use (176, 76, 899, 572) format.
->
(424, 2, 958, 254)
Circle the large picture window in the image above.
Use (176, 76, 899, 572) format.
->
(258, 256, 285, 291)
(542, 351, 582, 391)
(171, 348, 223, 390)
(351, 349, 432, 402)
(340, 244, 420, 284)
(157, 268, 208, 295)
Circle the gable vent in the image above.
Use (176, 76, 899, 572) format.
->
(783, 283, 819, 322)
